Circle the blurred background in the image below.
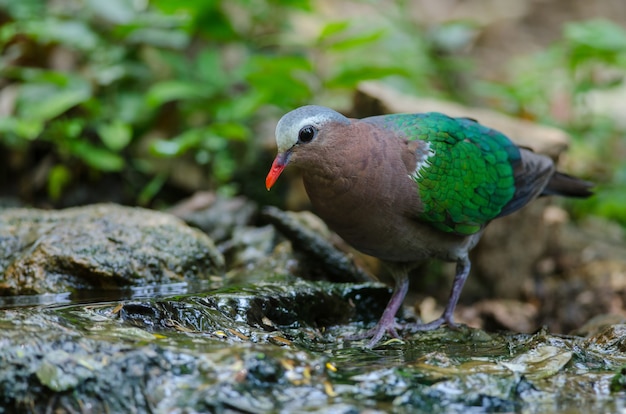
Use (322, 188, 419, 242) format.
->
(1, 0, 624, 217)
(1, 0, 626, 332)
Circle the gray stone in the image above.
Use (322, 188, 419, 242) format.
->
(0, 204, 224, 295)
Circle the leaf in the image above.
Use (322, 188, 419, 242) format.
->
(209, 122, 250, 141)
(564, 19, 626, 53)
(17, 75, 92, 121)
(326, 29, 386, 52)
(23, 18, 99, 50)
(69, 140, 125, 172)
(97, 121, 132, 151)
(0, 22, 18, 44)
(150, 140, 183, 157)
(126, 27, 190, 49)
(113, 92, 149, 124)
(197, 49, 228, 87)
(0, 117, 43, 141)
(212, 152, 236, 182)
(150, 128, 204, 157)
(317, 21, 350, 43)
(47, 164, 72, 201)
(137, 173, 167, 206)
(326, 65, 409, 88)
(0, 0, 45, 20)
(245, 55, 313, 108)
(146, 80, 208, 107)
(11, 67, 75, 85)
(85, 0, 137, 24)
(214, 91, 265, 122)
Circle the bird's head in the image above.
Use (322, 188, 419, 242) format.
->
(265, 105, 350, 190)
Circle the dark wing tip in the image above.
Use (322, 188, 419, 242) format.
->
(541, 172, 594, 198)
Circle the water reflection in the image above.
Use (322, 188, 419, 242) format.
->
(0, 280, 214, 309)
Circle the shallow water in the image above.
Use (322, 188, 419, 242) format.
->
(1, 280, 626, 413)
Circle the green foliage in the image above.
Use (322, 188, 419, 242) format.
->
(1, 0, 623, 222)
(0, 0, 409, 204)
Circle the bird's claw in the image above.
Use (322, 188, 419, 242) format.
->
(345, 321, 403, 348)
(405, 316, 458, 332)
(346, 315, 460, 348)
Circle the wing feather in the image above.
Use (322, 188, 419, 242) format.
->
(365, 113, 554, 235)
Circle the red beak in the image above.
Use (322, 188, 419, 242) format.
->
(265, 152, 291, 190)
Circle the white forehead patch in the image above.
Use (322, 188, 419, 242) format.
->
(275, 105, 349, 153)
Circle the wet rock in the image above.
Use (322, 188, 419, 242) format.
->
(222, 225, 278, 268)
(1, 280, 625, 413)
(119, 281, 390, 343)
(261, 206, 372, 283)
(0, 204, 224, 295)
(571, 314, 626, 337)
(583, 324, 626, 356)
(172, 194, 258, 243)
(0, 280, 391, 413)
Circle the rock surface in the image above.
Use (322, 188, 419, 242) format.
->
(0, 204, 224, 295)
(0, 196, 623, 412)
(1, 280, 625, 413)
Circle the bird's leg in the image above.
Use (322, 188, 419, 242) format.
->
(345, 269, 409, 348)
(410, 255, 471, 331)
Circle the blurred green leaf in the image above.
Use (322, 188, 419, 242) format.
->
(214, 91, 265, 122)
(126, 27, 190, 49)
(196, 50, 229, 88)
(150, 140, 183, 157)
(212, 153, 236, 182)
(45, 119, 85, 143)
(317, 21, 350, 42)
(21, 18, 99, 50)
(69, 140, 125, 172)
(579, 188, 626, 227)
(138, 173, 167, 206)
(564, 19, 626, 53)
(326, 29, 386, 52)
(326, 65, 408, 88)
(97, 121, 133, 151)
(0, 23, 18, 44)
(210, 122, 250, 141)
(85, 0, 137, 24)
(10, 67, 80, 86)
(17, 76, 92, 121)
(113, 93, 149, 124)
(0, 0, 45, 20)
(47, 164, 72, 201)
(146, 80, 209, 107)
(150, 128, 204, 157)
(245, 55, 313, 107)
(0, 117, 43, 141)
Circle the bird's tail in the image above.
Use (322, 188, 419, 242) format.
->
(541, 172, 594, 198)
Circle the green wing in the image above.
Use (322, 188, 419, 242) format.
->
(366, 112, 521, 235)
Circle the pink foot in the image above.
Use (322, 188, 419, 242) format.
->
(345, 320, 403, 348)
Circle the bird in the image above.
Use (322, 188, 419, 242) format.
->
(265, 105, 593, 348)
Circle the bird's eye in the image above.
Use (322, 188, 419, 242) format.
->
(298, 126, 317, 143)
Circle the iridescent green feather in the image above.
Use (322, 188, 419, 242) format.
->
(370, 113, 521, 235)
